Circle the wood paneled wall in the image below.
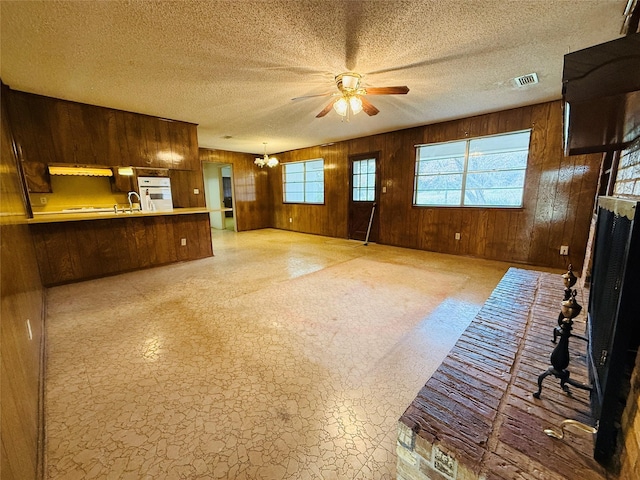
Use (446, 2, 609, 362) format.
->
(30, 214, 212, 287)
(1, 84, 45, 480)
(270, 101, 601, 271)
(169, 169, 206, 208)
(271, 144, 350, 238)
(199, 148, 272, 231)
(6, 89, 199, 170)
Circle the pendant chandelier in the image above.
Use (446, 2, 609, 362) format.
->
(254, 143, 279, 168)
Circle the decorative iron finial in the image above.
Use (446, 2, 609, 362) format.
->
(562, 264, 577, 289)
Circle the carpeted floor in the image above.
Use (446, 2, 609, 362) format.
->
(43, 229, 519, 479)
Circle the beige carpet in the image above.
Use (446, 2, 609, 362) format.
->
(44, 229, 513, 479)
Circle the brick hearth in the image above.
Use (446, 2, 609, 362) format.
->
(397, 267, 609, 480)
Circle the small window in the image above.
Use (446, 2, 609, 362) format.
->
(414, 130, 531, 207)
(352, 158, 376, 201)
(283, 159, 324, 204)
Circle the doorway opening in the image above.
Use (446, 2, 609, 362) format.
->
(203, 162, 236, 231)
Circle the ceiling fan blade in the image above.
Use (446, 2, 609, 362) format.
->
(362, 86, 410, 95)
(316, 99, 338, 118)
(360, 97, 379, 116)
(291, 92, 336, 101)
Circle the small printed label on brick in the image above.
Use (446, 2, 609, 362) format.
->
(433, 446, 457, 479)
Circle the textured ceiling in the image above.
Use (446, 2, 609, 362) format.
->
(0, 0, 627, 155)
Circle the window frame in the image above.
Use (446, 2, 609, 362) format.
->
(351, 156, 377, 203)
(282, 158, 325, 204)
(413, 129, 532, 208)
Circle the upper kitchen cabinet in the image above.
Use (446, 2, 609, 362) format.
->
(7, 91, 115, 165)
(169, 120, 199, 171)
(64, 101, 120, 164)
(6, 87, 199, 171)
(119, 111, 154, 168)
(109, 109, 198, 170)
(6, 90, 57, 165)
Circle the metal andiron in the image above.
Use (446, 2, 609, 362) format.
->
(533, 289, 592, 399)
(552, 265, 587, 343)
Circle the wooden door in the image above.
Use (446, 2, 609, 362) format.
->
(349, 153, 380, 241)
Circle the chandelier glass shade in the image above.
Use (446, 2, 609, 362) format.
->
(255, 143, 279, 168)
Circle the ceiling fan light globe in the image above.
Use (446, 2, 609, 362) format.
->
(341, 73, 361, 90)
(350, 96, 363, 115)
(333, 97, 348, 116)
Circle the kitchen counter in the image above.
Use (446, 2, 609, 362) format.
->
(28, 207, 211, 224)
(29, 209, 213, 286)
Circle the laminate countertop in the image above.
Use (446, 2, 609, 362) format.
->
(28, 208, 211, 224)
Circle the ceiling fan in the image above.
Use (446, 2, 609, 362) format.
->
(293, 72, 409, 118)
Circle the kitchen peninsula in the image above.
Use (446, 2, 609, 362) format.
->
(28, 208, 212, 286)
(4, 84, 214, 286)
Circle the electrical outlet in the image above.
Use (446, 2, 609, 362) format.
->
(560, 245, 569, 255)
(181, 238, 187, 246)
(289, 217, 293, 223)
(193, 188, 199, 194)
(455, 232, 461, 240)
(40, 197, 48, 205)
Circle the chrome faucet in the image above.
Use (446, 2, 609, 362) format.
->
(127, 191, 141, 213)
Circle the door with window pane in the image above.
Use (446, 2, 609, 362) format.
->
(349, 154, 379, 241)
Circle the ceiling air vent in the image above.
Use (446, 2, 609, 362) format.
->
(513, 72, 539, 87)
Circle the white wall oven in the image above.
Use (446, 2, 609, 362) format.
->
(137, 176, 173, 212)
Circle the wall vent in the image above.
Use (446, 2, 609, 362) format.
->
(513, 72, 539, 87)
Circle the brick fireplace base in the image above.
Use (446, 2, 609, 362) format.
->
(397, 268, 609, 480)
